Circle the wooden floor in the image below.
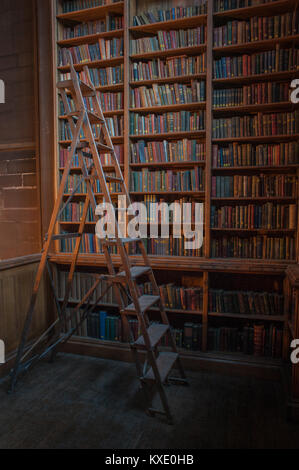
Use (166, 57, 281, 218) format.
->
(0, 353, 299, 449)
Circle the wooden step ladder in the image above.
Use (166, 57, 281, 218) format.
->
(9, 53, 187, 423)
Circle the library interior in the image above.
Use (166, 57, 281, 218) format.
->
(0, 0, 299, 450)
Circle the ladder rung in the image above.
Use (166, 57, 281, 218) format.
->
(96, 142, 114, 152)
(52, 233, 81, 241)
(82, 151, 93, 159)
(143, 352, 178, 384)
(116, 266, 151, 281)
(134, 324, 169, 350)
(57, 79, 95, 97)
(66, 111, 104, 125)
(124, 295, 160, 315)
(105, 176, 124, 184)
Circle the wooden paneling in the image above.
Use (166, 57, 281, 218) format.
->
(0, 0, 41, 260)
(0, 259, 49, 357)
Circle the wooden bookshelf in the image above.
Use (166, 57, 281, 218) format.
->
(51, 0, 299, 376)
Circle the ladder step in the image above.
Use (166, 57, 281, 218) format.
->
(124, 295, 160, 315)
(57, 79, 95, 97)
(67, 110, 104, 124)
(52, 233, 81, 241)
(116, 266, 151, 281)
(105, 176, 124, 183)
(143, 352, 179, 384)
(96, 142, 114, 152)
(134, 324, 169, 350)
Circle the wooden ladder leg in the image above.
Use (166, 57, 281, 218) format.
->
(147, 350, 173, 424)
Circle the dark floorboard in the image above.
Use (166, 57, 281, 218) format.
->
(0, 353, 299, 449)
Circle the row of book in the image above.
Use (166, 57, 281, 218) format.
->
(213, 14, 299, 47)
(59, 92, 124, 114)
(212, 111, 299, 138)
(59, 145, 124, 167)
(60, 202, 95, 222)
(139, 282, 203, 312)
(213, 48, 299, 78)
(72, 311, 204, 351)
(209, 288, 284, 317)
(61, 16, 123, 40)
(130, 168, 205, 192)
(59, 38, 124, 66)
(61, 65, 124, 87)
(131, 55, 206, 81)
(213, 81, 290, 108)
(129, 236, 203, 257)
(212, 142, 299, 167)
(141, 196, 204, 224)
(212, 174, 297, 199)
(211, 235, 295, 259)
(61, 0, 118, 14)
(130, 81, 206, 108)
(100, 91, 123, 111)
(60, 116, 124, 140)
(130, 111, 206, 135)
(56, 270, 283, 319)
(60, 233, 100, 254)
(213, 0, 276, 12)
(133, 4, 207, 26)
(211, 175, 296, 198)
(56, 269, 203, 313)
(207, 324, 282, 358)
(130, 27, 207, 55)
(69, 310, 284, 358)
(210, 203, 297, 230)
(63, 173, 120, 194)
(130, 140, 206, 164)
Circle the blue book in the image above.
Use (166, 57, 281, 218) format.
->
(100, 311, 107, 340)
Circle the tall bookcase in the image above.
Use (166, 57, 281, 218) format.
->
(50, 0, 299, 380)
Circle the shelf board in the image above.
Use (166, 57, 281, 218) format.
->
(212, 135, 299, 144)
(49, 252, 294, 274)
(213, 0, 297, 19)
(96, 83, 124, 92)
(59, 166, 124, 172)
(129, 14, 207, 34)
(58, 56, 124, 73)
(130, 161, 206, 168)
(130, 190, 205, 196)
(211, 228, 295, 233)
(130, 101, 206, 114)
(130, 73, 206, 87)
(130, 45, 206, 61)
(211, 196, 296, 202)
(213, 102, 297, 114)
(213, 35, 299, 55)
(59, 110, 124, 120)
(209, 311, 285, 322)
(59, 137, 124, 145)
(213, 70, 299, 86)
(62, 192, 121, 198)
(57, 29, 124, 47)
(57, 2, 124, 22)
(212, 165, 299, 172)
(130, 130, 206, 140)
